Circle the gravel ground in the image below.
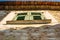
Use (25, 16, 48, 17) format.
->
(0, 24, 60, 40)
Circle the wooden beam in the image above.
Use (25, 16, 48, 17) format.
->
(0, 5, 60, 10)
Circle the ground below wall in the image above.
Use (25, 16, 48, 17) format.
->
(0, 24, 60, 40)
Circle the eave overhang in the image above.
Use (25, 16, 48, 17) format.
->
(0, 1, 60, 10)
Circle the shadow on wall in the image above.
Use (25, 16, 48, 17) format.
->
(0, 24, 60, 40)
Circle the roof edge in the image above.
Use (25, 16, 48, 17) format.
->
(0, 1, 60, 6)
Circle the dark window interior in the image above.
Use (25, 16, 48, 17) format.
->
(33, 16, 42, 20)
(17, 16, 25, 20)
(31, 13, 41, 15)
(17, 13, 27, 15)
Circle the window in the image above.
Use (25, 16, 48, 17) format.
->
(14, 12, 45, 20)
(31, 12, 42, 20)
(15, 13, 27, 20)
(7, 12, 51, 24)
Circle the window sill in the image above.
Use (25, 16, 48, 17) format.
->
(6, 19, 51, 24)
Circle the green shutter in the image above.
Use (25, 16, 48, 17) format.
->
(17, 16, 25, 20)
(33, 16, 42, 20)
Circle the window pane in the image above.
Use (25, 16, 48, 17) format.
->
(31, 12, 41, 15)
(17, 13, 27, 15)
(33, 16, 42, 20)
(17, 16, 25, 20)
